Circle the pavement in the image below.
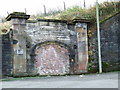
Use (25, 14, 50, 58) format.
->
(1, 72, 119, 88)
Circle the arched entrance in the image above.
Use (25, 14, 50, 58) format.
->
(34, 42, 70, 75)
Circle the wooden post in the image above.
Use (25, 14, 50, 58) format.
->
(43, 5, 47, 15)
(84, 0, 86, 8)
(25, 8, 27, 14)
(63, 1, 66, 10)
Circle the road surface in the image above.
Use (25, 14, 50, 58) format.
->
(1, 72, 119, 88)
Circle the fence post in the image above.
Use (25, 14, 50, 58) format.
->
(63, 1, 66, 10)
(43, 5, 47, 16)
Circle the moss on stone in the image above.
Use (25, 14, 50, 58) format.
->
(6, 12, 30, 21)
(100, 11, 120, 24)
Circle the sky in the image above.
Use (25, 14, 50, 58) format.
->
(0, 0, 118, 17)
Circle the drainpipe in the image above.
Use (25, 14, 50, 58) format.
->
(96, 0, 102, 73)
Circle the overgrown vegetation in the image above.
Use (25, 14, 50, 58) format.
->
(0, 22, 11, 35)
(34, 1, 120, 23)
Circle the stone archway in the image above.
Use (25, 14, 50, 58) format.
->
(34, 42, 70, 75)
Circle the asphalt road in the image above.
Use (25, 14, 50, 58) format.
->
(1, 72, 119, 88)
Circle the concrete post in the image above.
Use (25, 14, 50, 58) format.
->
(6, 12, 30, 76)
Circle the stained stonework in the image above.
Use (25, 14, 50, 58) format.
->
(75, 23, 88, 73)
(100, 12, 120, 72)
(88, 12, 120, 72)
(2, 32, 13, 77)
(1, 12, 120, 77)
(3, 12, 89, 76)
(5, 12, 30, 76)
(25, 19, 89, 75)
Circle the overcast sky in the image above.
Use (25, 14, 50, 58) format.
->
(0, 0, 118, 17)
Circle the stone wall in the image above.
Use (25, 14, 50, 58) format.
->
(25, 21, 77, 75)
(25, 20, 88, 75)
(100, 12, 120, 72)
(2, 12, 89, 76)
(25, 21, 75, 46)
(88, 12, 120, 72)
(2, 32, 13, 77)
(2, 12, 120, 77)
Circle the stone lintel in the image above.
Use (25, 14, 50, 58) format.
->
(6, 12, 30, 21)
(37, 19, 67, 23)
(73, 19, 90, 23)
(37, 19, 90, 24)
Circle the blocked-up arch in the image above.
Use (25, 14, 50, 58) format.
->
(31, 41, 72, 75)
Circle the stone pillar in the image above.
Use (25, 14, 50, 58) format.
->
(75, 23, 88, 73)
(6, 12, 30, 76)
